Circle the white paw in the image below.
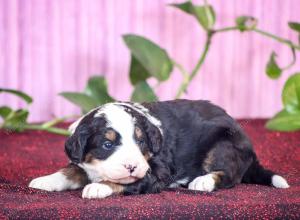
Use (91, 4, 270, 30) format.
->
(272, 175, 289, 188)
(82, 183, 113, 199)
(188, 174, 215, 192)
(29, 172, 73, 191)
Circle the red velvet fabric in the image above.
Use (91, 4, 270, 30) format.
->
(0, 120, 299, 219)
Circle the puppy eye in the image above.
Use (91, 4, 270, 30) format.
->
(137, 139, 145, 145)
(102, 141, 114, 150)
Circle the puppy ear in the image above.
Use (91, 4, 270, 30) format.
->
(144, 121, 162, 154)
(65, 125, 90, 163)
(68, 116, 83, 134)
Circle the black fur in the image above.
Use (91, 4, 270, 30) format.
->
(65, 99, 282, 195)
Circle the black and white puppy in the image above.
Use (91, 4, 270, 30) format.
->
(29, 100, 289, 199)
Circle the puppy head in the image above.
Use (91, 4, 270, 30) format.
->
(65, 102, 163, 184)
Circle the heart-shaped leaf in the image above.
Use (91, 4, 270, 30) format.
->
(59, 92, 99, 113)
(0, 106, 13, 120)
(193, 5, 216, 30)
(266, 52, 282, 79)
(170, 1, 194, 14)
(84, 76, 114, 104)
(0, 88, 33, 104)
(282, 73, 300, 113)
(123, 35, 173, 82)
(131, 81, 158, 102)
(3, 109, 29, 132)
(129, 55, 151, 85)
(236, 16, 257, 32)
(266, 109, 300, 131)
(171, 1, 216, 30)
(288, 22, 300, 33)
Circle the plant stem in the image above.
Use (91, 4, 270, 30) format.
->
(174, 25, 300, 99)
(214, 26, 300, 51)
(282, 47, 296, 71)
(175, 33, 212, 99)
(171, 59, 189, 78)
(41, 114, 79, 129)
(214, 26, 240, 33)
(24, 124, 70, 136)
(253, 28, 300, 51)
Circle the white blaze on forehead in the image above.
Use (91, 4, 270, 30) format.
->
(94, 103, 135, 142)
(114, 102, 163, 135)
(71, 102, 163, 136)
(91, 103, 150, 182)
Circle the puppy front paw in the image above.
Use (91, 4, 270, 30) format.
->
(29, 172, 70, 191)
(82, 183, 113, 199)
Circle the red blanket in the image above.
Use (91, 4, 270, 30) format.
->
(0, 120, 299, 219)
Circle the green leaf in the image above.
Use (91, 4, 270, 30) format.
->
(236, 16, 258, 32)
(131, 81, 158, 102)
(4, 109, 29, 132)
(266, 52, 282, 79)
(129, 55, 151, 85)
(0, 88, 33, 104)
(193, 5, 216, 30)
(59, 92, 99, 113)
(282, 73, 300, 113)
(266, 109, 300, 131)
(170, 1, 194, 14)
(288, 22, 300, 33)
(170, 2, 216, 30)
(0, 106, 13, 119)
(84, 76, 114, 104)
(123, 34, 173, 82)
(289, 22, 300, 43)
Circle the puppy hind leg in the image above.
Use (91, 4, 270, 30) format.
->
(194, 140, 248, 191)
(188, 171, 224, 192)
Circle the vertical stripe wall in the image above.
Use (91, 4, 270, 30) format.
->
(0, 0, 299, 122)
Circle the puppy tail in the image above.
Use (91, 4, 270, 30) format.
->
(242, 159, 289, 189)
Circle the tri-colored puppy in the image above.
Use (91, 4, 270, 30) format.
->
(29, 100, 289, 199)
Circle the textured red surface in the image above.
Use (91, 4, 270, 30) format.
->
(0, 120, 299, 219)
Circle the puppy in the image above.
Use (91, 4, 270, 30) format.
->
(29, 100, 289, 199)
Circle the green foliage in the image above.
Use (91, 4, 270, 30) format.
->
(0, 89, 31, 132)
(235, 16, 257, 32)
(129, 56, 150, 85)
(0, 88, 70, 135)
(288, 22, 300, 45)
(131, 81, 158, 102)
(0, 106, 12, 119)
(59, 92, 100, 113)
(266, 110, 300, 131)
(0, 88, 33, 104)
(266, 52, 282, 79)
(85, 76, 114, 104)
(32, 1, 300, 133)
(282, 73, 300, 113)
(170, 1, 215, 30)
(288, 22, 300, 33)
(2, 109, 29, 132)
(123, 34, 173, 82)
(266, 73, 300, 131)
(60, 76, 115, 113)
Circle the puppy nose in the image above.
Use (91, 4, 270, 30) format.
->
(124, 164, 137, 174)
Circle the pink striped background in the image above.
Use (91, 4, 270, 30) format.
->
(0, 0, 299, 122)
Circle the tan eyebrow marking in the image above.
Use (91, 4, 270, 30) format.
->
(143, 151, 152, 161)
(135, 127, 143, 139)
(105, 130, 116, 141)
